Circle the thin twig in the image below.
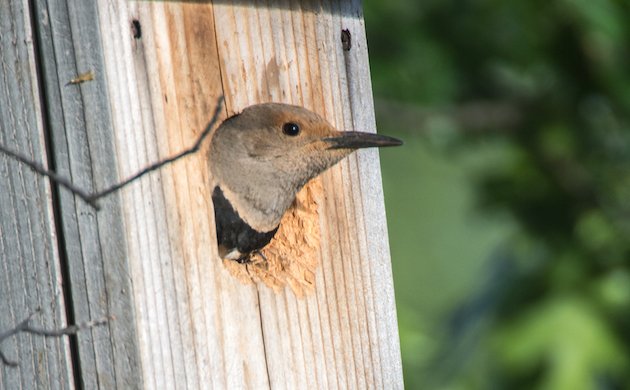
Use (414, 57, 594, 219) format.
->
(0, 95, 224, 209)
(0, 143, 99, 207)
(85, 95, 224, 203)
(0, 310, 111, 367)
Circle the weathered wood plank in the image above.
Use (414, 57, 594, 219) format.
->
(0, 0, 73, 388)
(85, 0, 403, 388)
(30, 0, 142, 387)
(213, 1, 403, 388)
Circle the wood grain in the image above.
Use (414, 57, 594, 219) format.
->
(31, 0, 143, 387)
(0, 1, 72, 388)
(94, 0, 402, 387)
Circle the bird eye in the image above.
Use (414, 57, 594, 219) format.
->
(282, 122, 300, 136)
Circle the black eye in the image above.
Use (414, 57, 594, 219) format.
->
(282, 122, 300, 136)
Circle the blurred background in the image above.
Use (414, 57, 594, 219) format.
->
(363, 1, 630, 389)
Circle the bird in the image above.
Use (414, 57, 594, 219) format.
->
(208, 103, 402, 263)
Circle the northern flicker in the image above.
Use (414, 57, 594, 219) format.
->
(208, 103, 402, 262)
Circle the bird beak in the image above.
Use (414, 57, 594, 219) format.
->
(323, 131, 403, 150)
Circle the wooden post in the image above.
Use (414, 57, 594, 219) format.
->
(1, 0, 403, 388)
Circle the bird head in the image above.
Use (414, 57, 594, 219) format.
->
(208, 103, 402, 233)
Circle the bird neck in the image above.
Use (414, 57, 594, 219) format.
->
(214, 176, 297, 233)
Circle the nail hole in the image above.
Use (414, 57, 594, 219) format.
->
(131, 19, 142, 39)
(341, 29, 351, 51)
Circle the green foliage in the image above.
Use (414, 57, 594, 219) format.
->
(366, 0, 630, 388)
(493, 296, 628, 390)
